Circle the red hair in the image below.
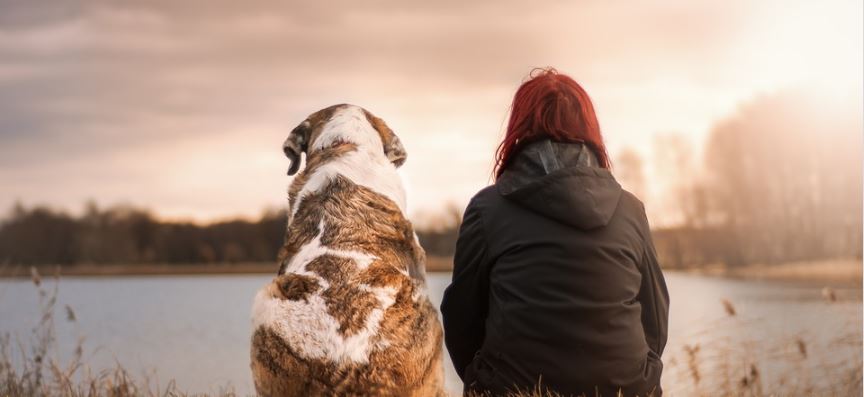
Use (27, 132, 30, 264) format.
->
(494, 68, 610, 179)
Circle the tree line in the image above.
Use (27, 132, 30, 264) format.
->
(0, 202, 282, 266)
(0, 199, 466, 267)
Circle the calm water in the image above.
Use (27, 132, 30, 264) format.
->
(0, 272, 860, 396)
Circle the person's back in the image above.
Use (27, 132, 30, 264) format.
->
(440, 68, 669, 397)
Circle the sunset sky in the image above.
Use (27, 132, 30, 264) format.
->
(1, 0, 861, 224)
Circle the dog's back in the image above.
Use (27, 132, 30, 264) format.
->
(251, 105, 443, 397)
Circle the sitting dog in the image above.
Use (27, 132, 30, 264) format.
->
(250, 104, 444, 397)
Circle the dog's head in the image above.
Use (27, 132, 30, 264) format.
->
(283, 104, 406, 176)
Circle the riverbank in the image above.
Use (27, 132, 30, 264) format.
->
(2, 258, 860, 286)
(0, 256, 455, 278)
(0, 262, 277, 278)
(681, 259, 862, 286)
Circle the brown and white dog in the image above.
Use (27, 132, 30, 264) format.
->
(250, 104, 444, 397)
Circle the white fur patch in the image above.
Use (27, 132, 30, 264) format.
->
(252, 284, 398, 364)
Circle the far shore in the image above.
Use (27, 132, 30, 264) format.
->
(678, 259, 862, 287)
(0, 262, 278, 278)
(1, 258, 861, 286)
(0, 256, 455, 278)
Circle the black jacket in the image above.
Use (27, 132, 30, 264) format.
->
(441, 140, 669, 397)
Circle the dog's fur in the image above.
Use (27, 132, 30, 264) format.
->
(250, 104, 444, 397)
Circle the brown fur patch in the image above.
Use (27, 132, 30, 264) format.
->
(362, 110, 394, 145)
(313, 175, 426, 283)
(362, 109, 406, 167)
(277, 142, 357, 273)
(356, 259, 406, 288)
(275, 273, 320, 302)
(306, 254, 379, 336)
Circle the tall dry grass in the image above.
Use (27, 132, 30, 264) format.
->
(661, 289, 862, 397)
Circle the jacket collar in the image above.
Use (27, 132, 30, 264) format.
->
(496, 139, 622, 229)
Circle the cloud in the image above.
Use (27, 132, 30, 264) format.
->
(0, 0, 860, 221)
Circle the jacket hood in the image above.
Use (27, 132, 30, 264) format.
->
(496, 139, 622, 229)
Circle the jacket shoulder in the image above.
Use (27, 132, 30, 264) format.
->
(618, 189, 652, 236)
(619, 189, 646, 212)
(465, 185, 499, 210)
(459, 185, 504, 228)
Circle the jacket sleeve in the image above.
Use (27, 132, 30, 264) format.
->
(638, 228, 670, 357)
(440, 198, 492, 380)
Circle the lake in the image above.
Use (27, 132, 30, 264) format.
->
(0, 272, 860, 396)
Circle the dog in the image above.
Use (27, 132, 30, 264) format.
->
(250, 104, 444, 397)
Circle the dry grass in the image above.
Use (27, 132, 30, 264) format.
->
(662, 297, 862, 397)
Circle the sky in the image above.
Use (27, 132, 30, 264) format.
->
(1, 0, 862, 224)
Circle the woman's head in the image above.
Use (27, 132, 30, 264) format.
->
(494, 68, 610, 179)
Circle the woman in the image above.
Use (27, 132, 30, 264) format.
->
(441, 68, 669, 397)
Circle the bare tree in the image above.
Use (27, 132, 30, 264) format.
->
(703, 90, 862, 265)
(653, 133, 706, 227)
(615, 148, 647, 201)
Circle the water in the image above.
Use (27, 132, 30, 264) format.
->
(0, 272, 860, 395)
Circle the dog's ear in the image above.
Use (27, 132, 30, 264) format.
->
(364, 110, 406, 167)
(385, 135, 407, 168)
(284, 120, 311, 176)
